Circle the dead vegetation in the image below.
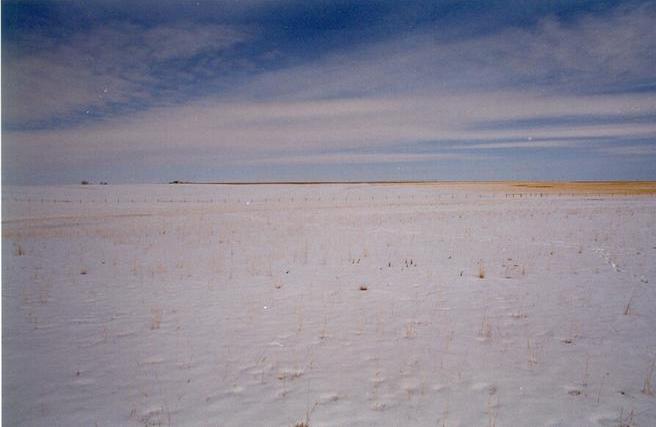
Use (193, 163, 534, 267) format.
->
(479, 312, 492, 340)
(642, 356, 655, 396)
(399, 181, 656, 195)
(527, 338, 538, 368)
(624, 297, 632, 316)
(624, 285, 639, 316)
(150, 308, 162, 330)
(404, 320, 417, 338)
(618, 407, 636, 427)
(509, 181, 656, 195)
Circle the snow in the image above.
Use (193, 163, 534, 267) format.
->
(3, 184, 656, 426)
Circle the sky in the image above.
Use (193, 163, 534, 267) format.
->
(2, 0, 656, 184)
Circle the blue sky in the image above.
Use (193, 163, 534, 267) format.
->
(3, 0, 656, 184)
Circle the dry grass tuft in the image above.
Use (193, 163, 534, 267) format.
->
(478, 262, 486, 279)
(618, 407, 635, 427)
(404, 321, 417, 338)
(642, 357, 655, 396)
(150, 308, 162, 330)
(479, 313, 492, 339)
(624, 289, 637, 315)
(527, 338, 538, 367)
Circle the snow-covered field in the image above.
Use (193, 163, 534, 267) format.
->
(3, 183, 656, 426)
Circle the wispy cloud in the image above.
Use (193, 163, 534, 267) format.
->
(230, 2, 656, 100)
(6, 91, 655, 168)
(240, 152, 481, 166)
(3, 1, 656, 183)
(599, 144, 656, 156)
(450, 140, 587, 150)
(4, 23, 251, 125)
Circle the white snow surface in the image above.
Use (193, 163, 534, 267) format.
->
(2, 184, 656, 426)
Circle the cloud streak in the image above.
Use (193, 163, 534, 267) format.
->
(3, 22, 251, 125)
(5, 91, 654, 171)
(230, 2, 656, 100)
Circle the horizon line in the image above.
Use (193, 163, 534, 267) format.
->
(166, 180, 656, 185)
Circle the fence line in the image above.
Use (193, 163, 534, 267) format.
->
(1, 191, 632, 206)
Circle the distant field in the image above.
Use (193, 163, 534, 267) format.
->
(170, 180, 656, 195)
(503, 181, 656, 194)
(382, 181, 656, 195)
